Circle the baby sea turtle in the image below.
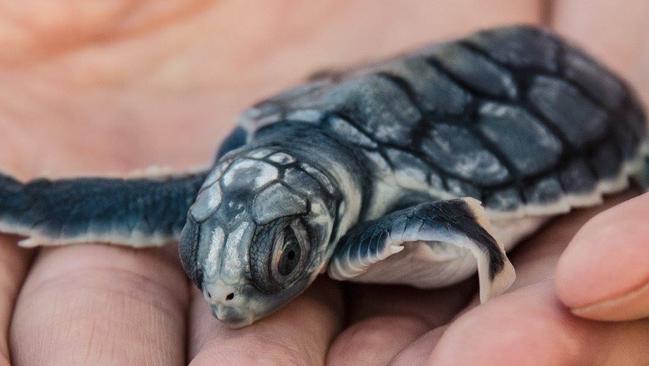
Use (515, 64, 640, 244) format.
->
(0, 25, 646, 328)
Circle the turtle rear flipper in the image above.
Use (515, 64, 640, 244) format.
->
(0, 170, 207, 247)
(328, 198, 515, 303)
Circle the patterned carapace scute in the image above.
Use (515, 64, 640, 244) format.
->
(239, 26, 646, 212)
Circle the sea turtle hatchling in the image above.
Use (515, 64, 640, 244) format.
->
(0, 25, 646, 328)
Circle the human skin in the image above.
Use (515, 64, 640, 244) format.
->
(1, 1, 649, 365)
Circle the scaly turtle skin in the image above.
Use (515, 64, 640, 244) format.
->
(0, 25, 646, 328)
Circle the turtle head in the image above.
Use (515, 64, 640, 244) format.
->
(179, 150, 338, 327)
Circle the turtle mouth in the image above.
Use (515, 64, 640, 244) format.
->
(211, 305, 254, 328)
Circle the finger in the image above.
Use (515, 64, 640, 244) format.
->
(188, 277, 343, 365)
(0, 235, 32, 364)
(556, 192, 649, 321)
(391, 193, 635, 364)
(10, 244, 188, 366)
(426, 282, 649, 366)
(326, 281, 476, 366)
(386, 327, 447, 366)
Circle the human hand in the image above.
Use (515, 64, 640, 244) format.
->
(1, 1, 648, 365)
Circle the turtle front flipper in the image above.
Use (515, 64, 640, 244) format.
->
(0, 170, 207, 247)
(328, 198, 515, 303)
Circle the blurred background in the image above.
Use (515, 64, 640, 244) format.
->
(1, 0, 647, 178)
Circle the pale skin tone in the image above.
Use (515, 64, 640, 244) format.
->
(1, 1, 649, 365)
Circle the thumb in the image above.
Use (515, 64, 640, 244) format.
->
(556, 192, 649, 321)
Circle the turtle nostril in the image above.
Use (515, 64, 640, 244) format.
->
(225, 293, 235, 301)
(206, 291, 212, 298)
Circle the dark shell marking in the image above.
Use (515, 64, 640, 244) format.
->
(240, 26, 646, 214)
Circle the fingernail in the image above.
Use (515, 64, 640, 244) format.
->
(558, 194, 649, 320)
(557, 218, 649, 304)
(571, 280, 649, 321)
(556, 194, 649, 318)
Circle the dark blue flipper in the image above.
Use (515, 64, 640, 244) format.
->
(0, 171, 207, 247)
(328, 198, 515, 303)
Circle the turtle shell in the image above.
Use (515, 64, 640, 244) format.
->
(238, 26, 646, 216)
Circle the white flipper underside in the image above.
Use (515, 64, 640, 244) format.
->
(328, 198, 517, 303)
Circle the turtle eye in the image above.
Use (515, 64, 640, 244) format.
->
(249, 218, 309, 293)
(274, 226, 302, 279)
(270, 221, 307, 286)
